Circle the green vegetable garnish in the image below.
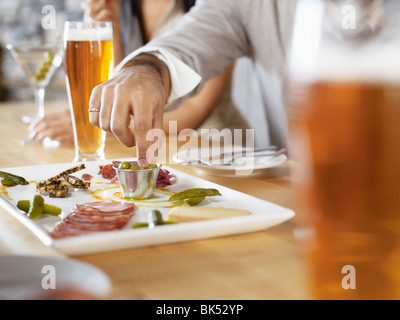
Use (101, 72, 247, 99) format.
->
(185, 196, 206, 206)
(1, 178, 17, 187)
(169, 188, 221, 202)
(149, 209, 164, 226)
(119, 162, 157, 170)
(27, 195, 45, 220)
(133, 210, 178, 229)
(17, 199, 62, 216)
(0, 171, 29, 186)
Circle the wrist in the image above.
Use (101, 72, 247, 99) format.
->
(121, 54, 171, 99)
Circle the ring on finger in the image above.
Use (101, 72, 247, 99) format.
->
(89, 107, 100, 112)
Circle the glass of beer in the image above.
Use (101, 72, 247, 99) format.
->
(288, 0, 400, 299)
(63, 21, 114, 162)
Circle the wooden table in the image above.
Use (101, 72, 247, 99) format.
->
(0, 100, 312, 300)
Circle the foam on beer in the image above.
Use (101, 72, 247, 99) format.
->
(65, 28, 113, 42)
(294, 42, 400, 85)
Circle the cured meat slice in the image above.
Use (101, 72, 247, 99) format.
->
(156, 169, 175, 188)
(81, 174, 93, 181)
(76, 201, 134, 212)
(50, 202, 135, 239)
(98, 162, 120, 179)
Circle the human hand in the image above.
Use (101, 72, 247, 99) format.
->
(88, 0, 120, 24)
(28, 109, 74, 145)
(88, 55, 171, 167)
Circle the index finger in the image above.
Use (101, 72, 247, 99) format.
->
(132, 101, 154, 168)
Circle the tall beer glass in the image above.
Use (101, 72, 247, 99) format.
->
(288, 0, 400, 299)
(64, 21, 114, 162)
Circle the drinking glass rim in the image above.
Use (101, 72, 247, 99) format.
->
(64, 21, 113, 44)
(64, 21, 113, 29)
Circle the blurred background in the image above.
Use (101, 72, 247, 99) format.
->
(0, 0, 83, 102)
(0, 0, 268, 146)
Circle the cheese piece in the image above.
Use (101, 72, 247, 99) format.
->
(167, 206, 251, 222)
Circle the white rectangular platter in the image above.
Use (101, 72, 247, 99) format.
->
(0, 159, 295, 255)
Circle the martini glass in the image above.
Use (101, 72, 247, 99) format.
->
(6, 41, 63, 128)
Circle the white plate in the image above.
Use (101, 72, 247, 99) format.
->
(172, 147, 287, 177)
(0, 159, 294, 255)
(0, 255, 112, 300)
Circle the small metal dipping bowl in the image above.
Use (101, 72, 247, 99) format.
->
(113, 162, 161, 200)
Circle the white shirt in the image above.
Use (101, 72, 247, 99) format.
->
(113, 0, 250, 140)
(115, 47, 202, 106)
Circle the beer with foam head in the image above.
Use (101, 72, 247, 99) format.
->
(64, 22, 113, 161)
(289, 0, 400, 299)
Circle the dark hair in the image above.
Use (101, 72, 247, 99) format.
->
(127, 0, 196, 44)
(130, 0, 196, 17)
(182, 0, 196, 13)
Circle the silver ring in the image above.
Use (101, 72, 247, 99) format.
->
(89, 107, 100, 112)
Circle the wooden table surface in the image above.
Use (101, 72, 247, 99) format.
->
(0, 100, 312, 300)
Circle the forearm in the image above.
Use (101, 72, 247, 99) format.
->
(163, 103, 208, 133)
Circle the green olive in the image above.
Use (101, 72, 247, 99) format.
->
(43, 61, 52, 68)
(119, 161, 131, 169)
(34, 75, 45, 81)
(119, 162, 157, 170)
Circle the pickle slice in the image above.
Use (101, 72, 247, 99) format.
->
(27, 195, 45, 220)
(1, 178, 17, 187)
(186, 196, 206, 206)
(17, 200, 62, 216)
(148, 209, 164, 227)
(169, 188, 221, 202)
(0, 171, 29, 185)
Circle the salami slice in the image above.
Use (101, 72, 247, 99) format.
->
(99, 164, 117, 179)
(76, 202, 134, 213)
(81, 174, 93, 181)
(50, 202, 135, 239)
